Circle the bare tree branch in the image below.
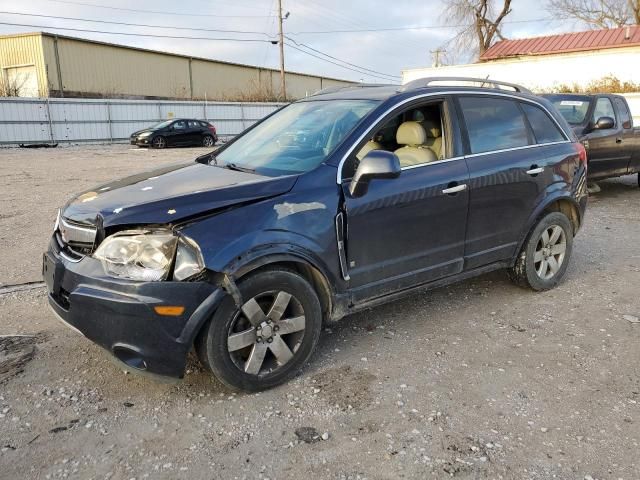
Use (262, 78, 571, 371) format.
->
(440, 0, 513, 61)
(547, 0, 633, 29)
(630, 0, 640, 23)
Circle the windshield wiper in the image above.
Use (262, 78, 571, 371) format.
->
(195, 151, 217, 165)
(224, 162, 256, 173)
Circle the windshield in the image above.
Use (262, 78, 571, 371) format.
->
(151, 120, 175, 129)
(547, 95, 591, 125)
(215, 100, 379, 176)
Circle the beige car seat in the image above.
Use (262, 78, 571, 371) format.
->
(420, 118, 443, 159)
(394, 121, 437, 166)
(356, 140, 383, 160)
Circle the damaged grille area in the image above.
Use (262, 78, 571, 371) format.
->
(54, 215, 97, 261)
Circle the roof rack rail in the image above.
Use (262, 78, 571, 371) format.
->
(311, 83, 396, 97)
(399, 77, 531, 94)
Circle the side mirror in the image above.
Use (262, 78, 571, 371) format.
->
(348, 150, 401, 198)
(592, 116, 615, 130)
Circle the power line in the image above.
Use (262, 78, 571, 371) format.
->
(285, 42, 398, 82)
(0, 21, 272, 43)
(43, 0, 276, 18)
(0, 11, 274, 37)
(285, 36, 400, 79)
(289, 17, 564, 35)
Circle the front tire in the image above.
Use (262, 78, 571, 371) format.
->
(508, 212, 574, 291)
(151, 136, 166, 149)
(196, 268, 322, 391)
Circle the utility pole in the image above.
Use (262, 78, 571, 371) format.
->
(430, 48, 446, 68)
(277, 0, 286, 101)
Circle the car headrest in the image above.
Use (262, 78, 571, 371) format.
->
(396, 121, 427, 146)
(421, 119, 442, 139)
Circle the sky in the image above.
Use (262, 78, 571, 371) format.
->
(0, 0, 585, 83)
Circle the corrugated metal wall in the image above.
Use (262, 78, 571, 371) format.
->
(24, 34, 355, 100)
(0, 34, 48, 96)
(0, 97, 285, 145)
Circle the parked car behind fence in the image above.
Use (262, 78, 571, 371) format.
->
(130, 118, 218, 149)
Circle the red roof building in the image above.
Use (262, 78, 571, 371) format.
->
(481, 25, 640, 61)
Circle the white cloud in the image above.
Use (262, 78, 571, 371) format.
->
(0, 0, 578, 82)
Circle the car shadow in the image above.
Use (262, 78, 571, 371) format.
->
(590, 174, 638, 200)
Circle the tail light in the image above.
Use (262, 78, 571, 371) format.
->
(574, 142, 587, 167)
(208, 125, 217, 135)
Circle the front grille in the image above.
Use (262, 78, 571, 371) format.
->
(54, 213, 97, 261)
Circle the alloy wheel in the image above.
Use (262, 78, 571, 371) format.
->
(227, 291, 306, 376)
(203, 136, 214, 147)
(534, 225, 566, 280)
(152, 137, 166, 148)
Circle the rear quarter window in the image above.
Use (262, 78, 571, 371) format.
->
(613, 97, 632, 129)
(459, 97, 529, 154)
(521, 103, 566, 144)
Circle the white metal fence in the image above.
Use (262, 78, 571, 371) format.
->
(0, 97, 285, 145)
(1, 94, 639, 146)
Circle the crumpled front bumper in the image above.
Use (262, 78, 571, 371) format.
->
(44, 238, 225, 379)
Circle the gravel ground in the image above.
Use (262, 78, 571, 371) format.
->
(1, 145, 639, 480)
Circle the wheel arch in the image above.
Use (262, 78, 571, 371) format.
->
(231, 254, 334, 324)
(511, 193, 582, 266)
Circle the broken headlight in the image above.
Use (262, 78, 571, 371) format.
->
(173, 236, 205, 281)
(94, 230, 177, 281)
(94, 230, 205, 282)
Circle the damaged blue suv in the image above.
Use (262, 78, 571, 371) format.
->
(44, 78, 588, 391)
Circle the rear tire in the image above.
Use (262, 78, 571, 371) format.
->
(202, 135, 216, 147)
(508, 212, 574, 291)
(151, 136, 166, 149)
(196, 268, 322, 392)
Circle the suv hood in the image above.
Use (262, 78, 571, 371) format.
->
(62, 163, 298, 228)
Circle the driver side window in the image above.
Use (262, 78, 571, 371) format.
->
(592, 98, 616, 126)
(173, 121, 186, 130)
(343, 101, 446, 179)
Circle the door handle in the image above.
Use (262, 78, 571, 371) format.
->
(442, 183, 467, 195)
(526, 166, 544, 176)
(616, 137, 623, 144)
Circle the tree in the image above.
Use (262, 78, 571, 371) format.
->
(630, 0, 640, 23)
(547, 0, 639, 29)
(440, 0, 513, 60)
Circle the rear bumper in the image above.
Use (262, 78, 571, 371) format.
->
(44, 241, 225, 379)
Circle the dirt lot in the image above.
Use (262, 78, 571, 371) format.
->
(1, 145, 639, 480)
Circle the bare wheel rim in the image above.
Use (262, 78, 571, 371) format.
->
(534, 225, 566, 280)
(227, 291, 306, 376)
(153, 137, 165, 148)
(203, 136, 214, 147)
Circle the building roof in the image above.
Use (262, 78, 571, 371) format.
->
(0, 31, 354, 83)
(480, 25, 640, 61)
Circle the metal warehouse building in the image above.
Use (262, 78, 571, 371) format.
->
(0, 31, 354, 100)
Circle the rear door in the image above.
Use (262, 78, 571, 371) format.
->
(187, 120, 204, 145)
(585, 96, 630, 178)
(458, 95, 569, 269)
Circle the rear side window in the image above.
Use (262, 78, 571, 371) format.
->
(188, 120, 200, 128)
(613, 97, 632, 129)
(459, 97, 529, 154)
(593, 98, 616, 125)
(521, 103, 565, 144)
(199, 121, 209, 127)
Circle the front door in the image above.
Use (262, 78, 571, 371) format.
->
(167, 120, 188, 146)
(585, 96, 630, 178)
(342, 159, 469, 302)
